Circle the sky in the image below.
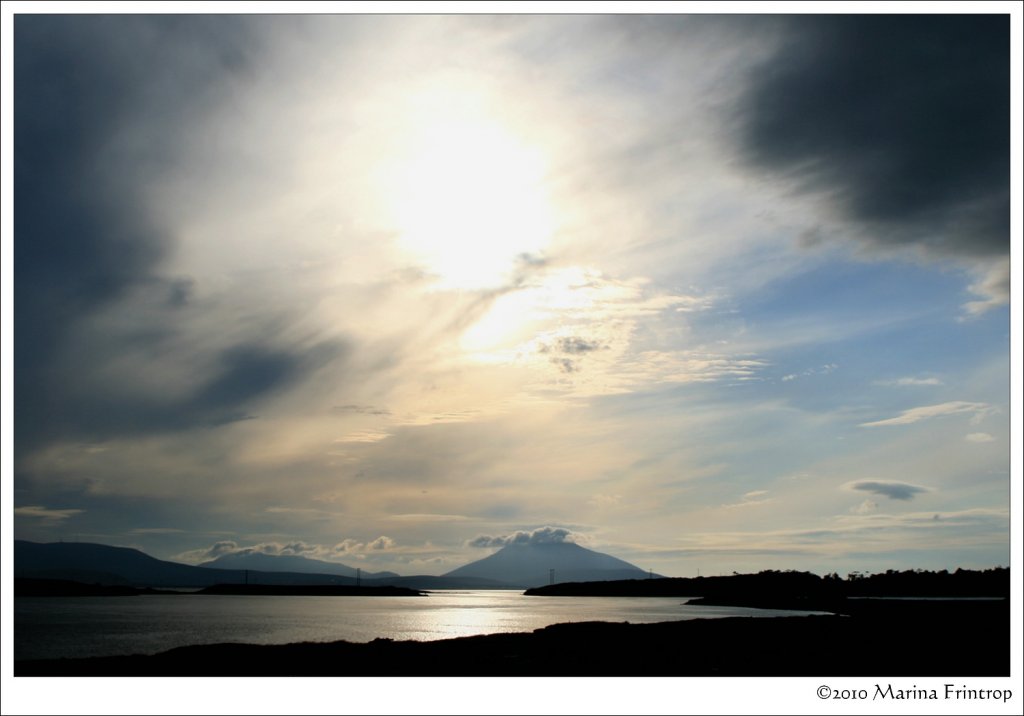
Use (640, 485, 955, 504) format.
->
(8, 9, 1018, 580)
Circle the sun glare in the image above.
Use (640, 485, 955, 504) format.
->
(384, 84, 556, 290)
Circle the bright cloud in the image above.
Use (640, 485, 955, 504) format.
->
(859, 402, 994, 428)
(468, 526, 578, 548)
(875, 377, 943, 387)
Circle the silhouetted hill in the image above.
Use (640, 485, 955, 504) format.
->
(443, 541, 655, 588)
(14, 540, 516, 590)
(525, 567, 1011, 601)
(15, 540, 370, 588)
(199, 551, 398, 580)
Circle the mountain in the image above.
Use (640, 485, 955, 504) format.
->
(15, 540, 364, 588)
(199, 551, 398, 580)
(442, 541, 656, 588)
(15, 539, 657, 591)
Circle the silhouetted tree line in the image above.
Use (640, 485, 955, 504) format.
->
(524, 566, 1009, 598)
(841, 567, 1009, 597)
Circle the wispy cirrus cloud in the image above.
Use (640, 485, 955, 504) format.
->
(672, 508, 1007, 553)
(14, 505, 85, 522)
(722, 490, 775, 509)
(781, 363, 838, 382)
(874, 376, 943, 387)
(859, 401, 993, 428)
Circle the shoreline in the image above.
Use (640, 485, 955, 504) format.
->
(16, 599, 1009, 677)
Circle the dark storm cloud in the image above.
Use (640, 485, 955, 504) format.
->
(848, 480, 929, 501)
(738, 15, 1009, 257)
(14, 16, 338, 452)
(191, 345, 311, 421)
(15, 15, 256, 339)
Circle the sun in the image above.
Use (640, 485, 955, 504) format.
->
(382, 82, 556, 291)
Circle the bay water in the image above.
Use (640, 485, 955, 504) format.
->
(15, 589, 820, 661)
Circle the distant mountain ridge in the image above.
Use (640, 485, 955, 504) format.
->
(199, 551, 398, 580)
(15, 540, 361, 588)
(14, 540, 517, 590)
(15, 539, 657, 590)
(443, 541, 657, 588)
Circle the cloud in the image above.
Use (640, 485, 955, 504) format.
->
(670, 508, 1007, 562)
(181, 540, 323, 562)
(206, 540, 242, 557)
(458, 266, 741, 396)
(721, 490, 774, 509)
(965, 433, 995, 443)
(174, 536, 405, 564)
(386, 514, 476, 523)
(550, 357, 579, 374)
(172, 540, 241, 563)
(14, 505, 85, 522)
(851, 499, 878, 515)
(962, 261, 1010, 316)
(332, 404, 391, 416)
(334, 536, 397, 553)
(278, 542, 318, 555)
(552, 336, 604, 355)
(780, 363, 838, 382)
(12, 16, 1009, 579)
(13, 16, 275, 455)
(368, 536, 396, 550)
(13, 14, 346, 484)
(334, 430, 392, 444)
(859, 401, 993, 428)
(846, 480, 928, 501)
(468, 526, 577, 548)
(537, 335, 606, 373)
(587, 493, 622, 508)
(874, 376, 943, 387)
(738, 16, 1009, 260)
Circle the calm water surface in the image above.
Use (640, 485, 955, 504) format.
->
(15, 589, 820, 660)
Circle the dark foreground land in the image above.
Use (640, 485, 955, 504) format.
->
(17, 599, 1008, 676)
